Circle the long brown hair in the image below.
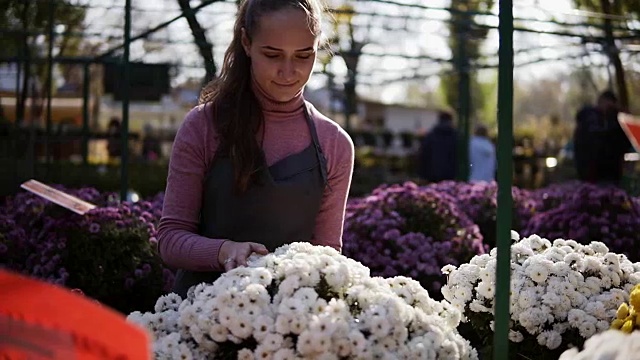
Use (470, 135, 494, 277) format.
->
(199, 0, 324, 194)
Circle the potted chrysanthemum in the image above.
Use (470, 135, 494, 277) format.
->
(128, 242, 478, 359)
(441, 231, 640, 359)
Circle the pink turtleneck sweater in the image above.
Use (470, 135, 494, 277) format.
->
(157, 85, 354, 272)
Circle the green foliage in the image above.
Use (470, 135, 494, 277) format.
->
(0, 160, 169, 199)
(572, 0, 639, 110)
(477, 73, 498, 126)
(0, 0, 86, 58)
(63, 217, 165, 314)
(573, 0, 640, 19)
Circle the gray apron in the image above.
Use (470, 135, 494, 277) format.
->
(172, 104, 328, 298)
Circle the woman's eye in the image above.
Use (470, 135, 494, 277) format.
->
(264, 54, 279, 58)
(297, 54, 312, 59)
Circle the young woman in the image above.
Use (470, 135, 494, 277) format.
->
(157, 0, 355, 297)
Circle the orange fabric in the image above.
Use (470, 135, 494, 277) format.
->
(0, 270, 150, 360)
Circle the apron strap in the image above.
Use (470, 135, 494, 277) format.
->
(303, 103, 329, 186)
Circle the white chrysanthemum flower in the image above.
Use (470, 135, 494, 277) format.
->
(469, 299, 491, 313)
(578, 320, 597, 339)
(442, 264, 457, 275)
(296, 330, 316, 356)
(126, 311, 147, 328)
(253, 315, 275, 341)
(274, 313, 292, 334)
(311, 298, 329, 314)
(348, 330, 367, 355)
(529, 265, 550, 283)
(227, 314, 253, 339)
(564, 240, 579, 249)
(324, 263, 349, 288)
(277, 275, 301, 296)
(590, 242, 610, 255)
(272, 348, 296, 360)
(508, 330, 524, 342)
(292, 287, 318, 303)
(511, 244, 535, 259)
(334, 337, 352, 357)
(205, 323, 226, 343)
(476, 281, 495, 299)
(324, 298, 349, 318)
(237, 348, 254, 360)
(537, 330, 563, 350)
(244, 283, 270, 303)
(253, 344, 275, 360)
(153, 333, 182, 358)
(278, 297, 306, 315)
(369, 316, 391, 338)
(154, 293, 183, 313)
(453, 286, 473, 303)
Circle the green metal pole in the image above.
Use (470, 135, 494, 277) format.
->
(82, 62, 90, 166)
(494, 1, 514, 359)
(457, 17, 470, 182)
(120, 0, 132, 202)
(44, 0, 56, 175)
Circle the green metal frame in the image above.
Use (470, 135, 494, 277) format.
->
(120, 0, 132, 202)
(494, 1, 514, 359)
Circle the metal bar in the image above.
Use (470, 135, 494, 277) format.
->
(97, 0, 219, 60)
(44, 0, 56, 175)
(120, 0, 132, 202)
(494, 0, 514, 359)
(0, 56, 119, 64)
(82, 62, 90, 165)
(457, 17, 470, 182)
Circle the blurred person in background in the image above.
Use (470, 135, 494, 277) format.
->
(142, 123, 163, 162)
(417, 111, 458, 182)
(574, 90, 631, 185)
(106, 117, 121, 159)
(469, 124, 496, 182)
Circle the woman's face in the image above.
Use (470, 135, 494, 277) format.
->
(242, 8, 318, 102)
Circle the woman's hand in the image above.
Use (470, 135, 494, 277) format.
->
(218, 241, 269, 271)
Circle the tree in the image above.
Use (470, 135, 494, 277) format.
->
(0, 0, 86, 123)
(176, 0, 217, 84)
(403, 82, 446, 109)
(323, 1, 368, 132)
(573, 0, 640, 112)
(439, 0, 495, 122)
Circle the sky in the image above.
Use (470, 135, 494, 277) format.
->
(81, 0, 621, 104)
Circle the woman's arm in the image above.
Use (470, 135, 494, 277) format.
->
(157, 106, 227, 272)
(310, 114, 355, 252)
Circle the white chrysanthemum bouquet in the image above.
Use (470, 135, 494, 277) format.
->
(128, 243, 477, 359)
(441, 231, 640, 359)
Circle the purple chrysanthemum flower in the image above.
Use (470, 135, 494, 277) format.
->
(89, 223, 101, 234)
